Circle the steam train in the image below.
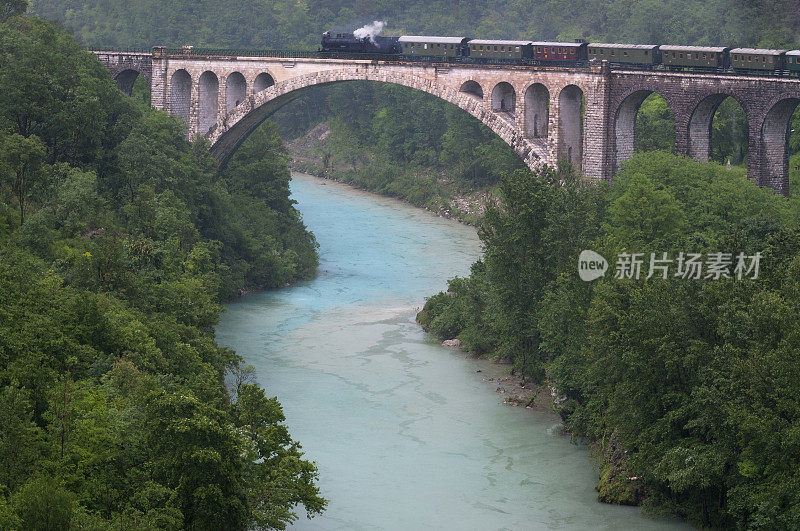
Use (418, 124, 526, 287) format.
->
(320, 31, 800, 76)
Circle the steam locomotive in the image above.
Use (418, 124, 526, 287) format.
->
(320, 31, 800, 76)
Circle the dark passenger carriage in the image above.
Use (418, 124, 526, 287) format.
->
(531, 41, 588, 63)
(398, 36, 469, 57)
(660, 45, 730, 71)
(587, 43, 660, 67)
(468, 40, 534, 61)
(729, 48, 786, 74)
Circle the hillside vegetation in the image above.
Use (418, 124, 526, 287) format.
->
(419, 154, 800, 527)
(0, 13, 324, 529)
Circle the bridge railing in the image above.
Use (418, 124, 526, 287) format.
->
(158, 47, 592, 68)
(91, 47, 153, 54)
(162, 47, 320, 58)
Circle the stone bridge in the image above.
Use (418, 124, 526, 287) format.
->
(93, 49, 800, 195)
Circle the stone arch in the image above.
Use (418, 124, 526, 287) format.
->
(254, 72, 275, 93)
(226, 72, 247, 113)
(760, 97, 799, 194)
(524, 83, 549, 139)
(558, 84, 584, 171)
(491, 82, 516, 113)
(687, 93, 746, 162)
(169, 69, 192, 126)
(198, 71, 219, 135)
(208, 69, 547, 170)
(114, 69, 142, 96)
(459, 80, 483, 99)
(613, 89, 675, 171)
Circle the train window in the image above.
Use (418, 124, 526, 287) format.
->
(623, 51, 628, 56)
(610, 51, 615, 56)
(570, 49, 575, 54)
(678, 53, 683, 58)
(599, 49, 604, 55)
(695, 53, 699, 59)
(747, 56, 751, 61)
(702, 53, 707, 59)
(644, 50, 648, 55)
(515, 47, 520, 52)
(494, 46, 498, 51)
(424, 43, 428, 49)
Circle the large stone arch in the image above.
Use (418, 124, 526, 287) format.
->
(198, 71, 219, 136)
(459, 80, 483, 99)
(491, 82, 516, 113)
(557, 84, 584, 171)
(226, 72, 247, 113)
(686, 93, 748, 162)
(759, 96, 800, 194)
(207, 68, 546, 170)
(114, 69, 142, 96)
(253, 72, 275, 93)
(612, 89, 675, 171)
(169, 69, 192, 126)
(524, 83, 549, 139)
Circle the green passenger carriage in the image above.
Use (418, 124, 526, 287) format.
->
(398, 36, 467, 57)
(587, 43, 659, 67)
(730, 48, 785, 73)
(660, 45, 729, 70)
(787, 51, 800, 73)
(468, 40, 533, 61)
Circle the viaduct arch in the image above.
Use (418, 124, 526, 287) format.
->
(94, 50, 800, 195)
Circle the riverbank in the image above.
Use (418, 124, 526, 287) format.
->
(286, 122, 496, 225)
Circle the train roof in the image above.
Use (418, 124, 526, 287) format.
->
(588, 43, 658, 50)
(398, 36, 467, 44)
(468, 39, 533, 46)
(788, 50, 800, 56)
(530, 41, 586, 47)
(730, 48, 786, 55)
(659, 45, 729, 53)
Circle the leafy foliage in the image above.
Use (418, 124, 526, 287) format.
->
(0, 16, 325, 528)
(420, 152, 800, 527)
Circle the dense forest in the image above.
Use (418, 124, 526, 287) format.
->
(8, 0, 800, 527)
(0, 10, 324, 529)
(418, 155, 800, 528)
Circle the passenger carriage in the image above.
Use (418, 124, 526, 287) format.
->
(660, 45, 730, 72)
(587, 43, 659, 68)
(730, 48, 786, 75)
(397, 36, 468, 58)
(468, 40, 533, 62)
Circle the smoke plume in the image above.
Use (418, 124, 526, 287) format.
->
(353, 21, 386, 43)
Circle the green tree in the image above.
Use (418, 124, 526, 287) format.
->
(0, 133, 46, 225)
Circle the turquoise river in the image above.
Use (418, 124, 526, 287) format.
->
(216, 173, 686, 530)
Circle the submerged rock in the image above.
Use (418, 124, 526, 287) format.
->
(441, 338, 461, 348)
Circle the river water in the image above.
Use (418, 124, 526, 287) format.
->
(216, 173, 685, 530)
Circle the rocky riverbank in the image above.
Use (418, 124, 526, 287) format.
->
(285, 122, 495, 225)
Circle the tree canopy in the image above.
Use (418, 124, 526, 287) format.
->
(0, 15, 324, 528)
